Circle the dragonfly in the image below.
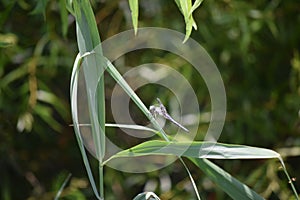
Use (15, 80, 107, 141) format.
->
(149, 98, 189, 133)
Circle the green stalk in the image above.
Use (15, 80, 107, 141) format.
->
(99, 165, 104, 198)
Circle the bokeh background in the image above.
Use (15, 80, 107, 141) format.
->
(0, 0, 299, 199)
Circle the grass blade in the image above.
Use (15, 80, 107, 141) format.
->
(106, 123, 158, 133)
(190, 158, 264, 200)
(106, 140, 280, 160)
(179, 157, 201, 199)
(128, 0, 139, 34)
(70, 53, 101, 200)
(190, 0, 204, 14)
(72, 0, 105, 162)
(174, 0, 198, 42)
(54, 173, 72, 200)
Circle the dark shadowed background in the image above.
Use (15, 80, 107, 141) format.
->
(0, 0, 299, 199)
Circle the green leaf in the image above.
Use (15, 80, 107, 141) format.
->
(58, 0, 69, 37)
(30, 0, 49, 18)
(190, 158, 264, 200)
(70, 53, 101, 200)
(54, 173, 72, 200)
(105, 140, 299, 199)
(72, 0, 106, 162)
(128, 0, 139, 35)
(173, 0, 198, 42)
(190, 0, 204, 14)
(104, 140, 285, 199)
(107, 140, 280, 160)
(71, 1, 108, 198)
(106, 123, 158, 134)
(66, 0, 75, 15)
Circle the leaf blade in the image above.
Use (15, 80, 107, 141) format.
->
(190, 158, 264, 200)
(109, 140, 280, 160)
(128, 0, 139, 34)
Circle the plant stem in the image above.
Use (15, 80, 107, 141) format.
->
(99, 165, 104, 199)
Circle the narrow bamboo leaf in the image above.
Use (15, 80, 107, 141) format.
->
(179, 157, 201, 199)
(72, 0, 102, 49)
(54, 173, 72, 200)
(276, 157, 299, 199)
(66, 0, 75, 15)
(70, 53, 101, 199)
(190, 158, 264, 200)
(106, 123, 157, 133)
(106, 140, 300, 198)
(71, 123, 158, 134)
(182, 0, 197, 42)
(71, 1, 106, 198)
(72, 0, 106, 162)
(133, 192, 160, 200)
(190, 0, 204, 14)
(107, 140, 280, 160)
(179, 0, 191, 17)
(183, 16, 196, 43)
(128, 0, 139, 35)
(104, 140, 285, 199)
(58, 0, 69, 37)
(173, 0, 198, 42)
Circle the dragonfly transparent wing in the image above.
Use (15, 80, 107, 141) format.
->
(162, 112, 189, 132)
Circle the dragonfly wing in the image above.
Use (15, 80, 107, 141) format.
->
(153, 98, 189, 132)
(164, 113, 189, 133)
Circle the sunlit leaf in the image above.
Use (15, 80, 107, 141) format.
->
(190, 0, 204, 14)
(128, 0, 139, 34)
(72, 0, 106, 162)
(190, 158, 264, 200)
(70, 53, 101, 200)
(173, 0, 198, 42)
(107, 140, 280, 160)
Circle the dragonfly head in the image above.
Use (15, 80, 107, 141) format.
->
(149, 105, 158, 118)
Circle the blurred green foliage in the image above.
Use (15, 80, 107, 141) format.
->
(0, 0, 299, 199)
